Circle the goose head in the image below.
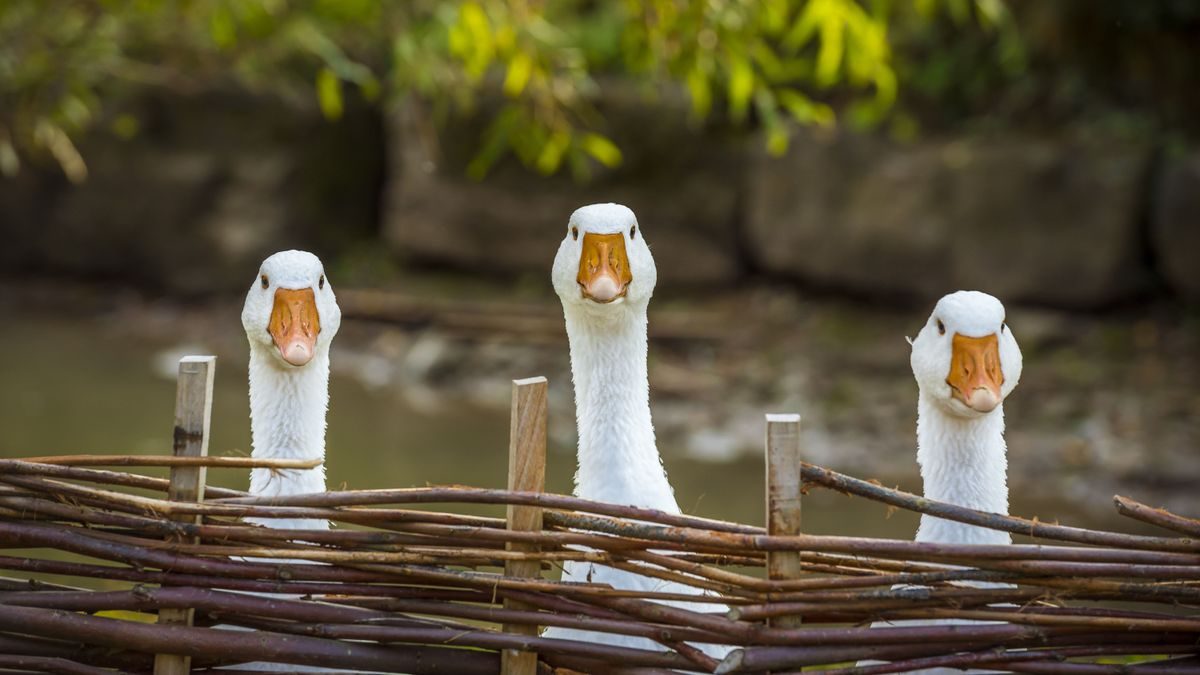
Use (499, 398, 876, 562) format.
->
(552, 203, 657, 315)
(910, 291, 1022, 418)
(241, 250, 341, 368)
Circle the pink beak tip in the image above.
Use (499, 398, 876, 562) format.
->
(281, 341, 314, 366)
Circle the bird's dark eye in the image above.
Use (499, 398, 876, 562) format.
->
(571, 227, 579, 241)
(1001, 321, 1007, 332)
(937, 319, 945, 335)
(319, 275, 325, 290)
(630, 225, 637, 239)
(261, 275, 269, 289)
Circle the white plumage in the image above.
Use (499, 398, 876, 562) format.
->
(543, 204, 731, 661)
(240, 250, 341, 530)
(863, 290, 1023, 674)
(910, 290, 1022, 546)
(230, 250, 348, 671)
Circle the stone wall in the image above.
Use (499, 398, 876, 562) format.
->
(2, 88, 1196, 305)
(383, 98, 1195, 307)
(745, 133, 1156, 307)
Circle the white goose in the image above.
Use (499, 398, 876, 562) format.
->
(862, 291, 1022, 673)
(240, 249, 341, 529)
(229, 251, 346, 671)
(542, 204, 730, 659)
(910, 290, 1022, 546)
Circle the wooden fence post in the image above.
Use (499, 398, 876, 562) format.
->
(765, 413, 802, 629)
(501, 377, 548, 675)
(153, 356, 216, 675)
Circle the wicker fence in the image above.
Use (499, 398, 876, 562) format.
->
(0, 356, 1197, 674)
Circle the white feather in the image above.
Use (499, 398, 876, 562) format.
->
(545, 204, 731, 663)
(863, 290, 1023, 674)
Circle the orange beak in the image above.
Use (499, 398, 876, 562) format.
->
(577, 233, 632, 303)
(946, 333, 1004, 412)
(268, 288, 321, 366)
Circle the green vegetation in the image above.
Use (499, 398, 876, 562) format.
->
(0, 0, 1024, 182)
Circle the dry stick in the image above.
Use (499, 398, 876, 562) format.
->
(800, 462, 1200, 552)
(0, 472, 506, 529)
(311, 597, 722, 645)
(5, 514, 1200, 610)
(718, 632, 1200, 674)
(765, 413, 804, 630)
(877, 606, 1200, 632)
(0, 459, 247, 498)
(603, 559, 761, 600)
(0, 603, 498, 674)
(217, 617, 699, 671)
(550, 509, 1192, 562)
(155, 354, 215, 675)
(0, 494, 507, 552)
(0, 521, 683, 602)
(208, 486, 758, 535)
(0, 632, 155, 671)
(503, 377, 549, 675)
(10, 466, 1199, 566)
(6, 506, 1200, 608)
(812, 644, 1200, 675)
(201, 463, 1200, 555)
(0, 566, 490, 603)
(1115, 495, 1200, 538)
(0, 655, 113, 675)
(583, 592, 1097, 648)
(1003, 662, 1200, 675)
(543, 512, 1200, 597)
(7, 454, 1200, 558)
(13, 455, 323, 469)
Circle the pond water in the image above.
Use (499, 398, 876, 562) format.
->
(0, 311, 1138, 544)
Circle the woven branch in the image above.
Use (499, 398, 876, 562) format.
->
(0, 457, 1195, 674)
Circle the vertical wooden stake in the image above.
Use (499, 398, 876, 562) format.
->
(154, 356, 215, 675)
(501, 376, 547, 675)
(765, 413, 802, 629)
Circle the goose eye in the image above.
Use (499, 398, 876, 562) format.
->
(1001, 321, 1007, 333)
(319, 275, 325, 290)
(261, 274, 269, 290)
(571, 227, 579, 241)
(936, 319, 945, 335)
(629, 225, 637, 239)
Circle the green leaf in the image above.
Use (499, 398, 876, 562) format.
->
(536, 129, 571, 174)
(815, 16, 844, 87)
(316, 67, 343, 120)
(503, 51, 533, 98)
(778, 89, 835, 127)
(727, 53, 755, 122)
(578, 132, 622, 168)
(783, 0, 823, 51)
(209, 6, 237, 49)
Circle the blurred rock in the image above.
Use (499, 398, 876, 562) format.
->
(0, 90, 383, 294)
(1153, 151, 1200, 301)
(382, 93, 745, 286)
(747, 132, 1153, 308)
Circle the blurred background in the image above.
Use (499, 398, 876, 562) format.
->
(0, 1, 1196, 538)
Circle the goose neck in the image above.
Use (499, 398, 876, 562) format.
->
(247, 346, 329, 499)
(915, 391, 1010, 545)
(564, 304, 677, 512)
